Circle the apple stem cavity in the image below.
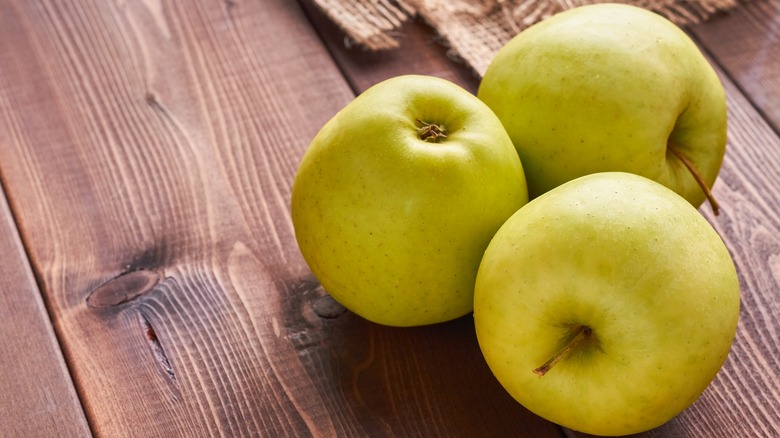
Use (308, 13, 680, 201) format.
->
(533, 325, 592, 377)
(668, 146, 721, 216)
(416, 119, 447, 143)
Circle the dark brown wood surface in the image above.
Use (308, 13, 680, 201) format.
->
(0, 0, 777, 436)
(693, 0, 780, 133)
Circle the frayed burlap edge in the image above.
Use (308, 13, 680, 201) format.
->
(311, 0, 744, 76)
(311, 0, 417, 50)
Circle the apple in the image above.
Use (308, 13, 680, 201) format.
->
(292, 75, 528, 327)
(473, 172, 740, 436)
(477, 4, 727, 213)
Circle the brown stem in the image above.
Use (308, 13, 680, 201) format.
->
(416, 119, 447, 143)
(533, 326, 592, 377)
(668, 146, 720, 216)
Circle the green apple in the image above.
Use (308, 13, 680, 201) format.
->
(474, 172, 740, 436)
(478, 4, 727, 213)
(292, 75, 528, 327)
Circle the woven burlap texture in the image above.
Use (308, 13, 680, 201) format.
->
(312, 0, 741, 75)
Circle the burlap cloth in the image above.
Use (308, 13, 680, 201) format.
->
(311, 0, 743, 76)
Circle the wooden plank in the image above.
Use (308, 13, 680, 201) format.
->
(692, 0, 780, 134)
(0, 191, 91, 435)
(0, 0, 348, 435)
(303, 2, 780, 436)
(0, 0, 559, 436)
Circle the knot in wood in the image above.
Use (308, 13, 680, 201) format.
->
(312, 295, 347, 319)
(87, 270, 161, 309)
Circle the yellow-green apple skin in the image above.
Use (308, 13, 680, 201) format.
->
(474, 172, 740, 436)
(477, 4, 727, 207)
(292, 75, 528, 327)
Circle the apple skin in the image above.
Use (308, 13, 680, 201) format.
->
(292, 75, 528, 327)
(473, 172, 740, 436)
(477, 4, 727, 208)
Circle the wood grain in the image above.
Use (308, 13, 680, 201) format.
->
(0, 0, 559, 436)
(0, 0, 348, 436)
(692, 0, 780, 134)
(303, 2, 780, 437)
(0, 0, 350, 435)
(0, 187, 90, 435)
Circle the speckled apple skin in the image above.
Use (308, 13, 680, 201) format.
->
(478, 4, 727, 207)
(292, 75, 528, 327)
(474, 172, 740, 436)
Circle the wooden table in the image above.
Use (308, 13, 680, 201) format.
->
(1, 1, 778, 436)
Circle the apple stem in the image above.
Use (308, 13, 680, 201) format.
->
(416, 119, 447, 143)
(668, 146, 721, 216)
(533, 326, 592, 377)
